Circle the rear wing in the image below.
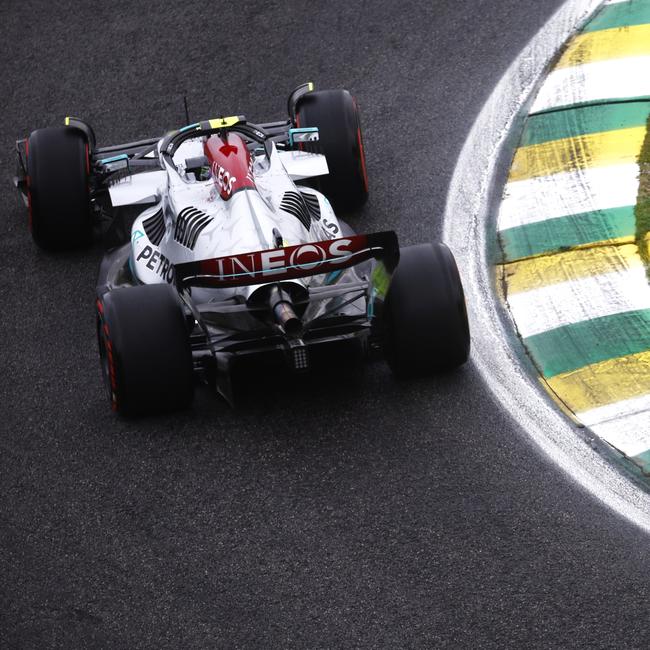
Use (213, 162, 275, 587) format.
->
(174, 231, 399, 289)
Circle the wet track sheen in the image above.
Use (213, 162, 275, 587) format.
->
(2, 1, 650, 647)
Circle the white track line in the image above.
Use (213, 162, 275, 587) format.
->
(443, 0, 650, 531)
(498, 163, 639, 230)
(531, 56, 650, 113)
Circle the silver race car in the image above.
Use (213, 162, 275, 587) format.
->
(15, 83, 470, 414)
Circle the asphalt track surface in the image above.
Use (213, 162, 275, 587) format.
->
(3, 1, 650, 647)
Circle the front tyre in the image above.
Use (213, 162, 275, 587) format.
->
(96, 284, 194, 416)
(384, 243, 470, 376)
(295, 89, 368, 213)
(27, 126, 92, 249)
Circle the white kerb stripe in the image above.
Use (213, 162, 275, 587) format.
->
(604, 0, 632, 5)
(579, 393, 650, 427)
(498, 163, 639, 231)
(507, 266, 650, 338)
(531, 56, 650, 113)
(591, 412, 650, 458)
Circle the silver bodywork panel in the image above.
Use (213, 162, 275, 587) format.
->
(127, 138, 346, 305)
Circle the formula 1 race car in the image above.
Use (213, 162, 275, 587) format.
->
(14, 83, 470, 414)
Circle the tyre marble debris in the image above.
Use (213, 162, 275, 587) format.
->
(496, 0, 650, 475)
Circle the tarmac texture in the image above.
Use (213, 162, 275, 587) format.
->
(2, 1, 650, 648)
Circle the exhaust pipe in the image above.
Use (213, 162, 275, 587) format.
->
(268, 286, 303, 338)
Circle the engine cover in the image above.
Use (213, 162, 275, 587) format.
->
(204, 132, 255, 200)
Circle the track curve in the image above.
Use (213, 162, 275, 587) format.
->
(3, 1, 650, 647)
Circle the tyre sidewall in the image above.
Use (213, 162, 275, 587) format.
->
(385, 243, 470, 375)
(97, 284, 194, 416)
(27, 127, 92, 249)
(296, 89, 368, 213)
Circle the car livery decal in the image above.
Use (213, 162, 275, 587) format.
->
(175, 232, 399, 289)
(136, 245, 175, 283)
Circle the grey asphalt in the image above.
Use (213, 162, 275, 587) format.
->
(2, 1, 650, 648)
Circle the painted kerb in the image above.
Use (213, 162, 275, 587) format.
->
(496, 0, 650, 475)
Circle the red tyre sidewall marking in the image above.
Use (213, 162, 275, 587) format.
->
(357, 126, 369, 193)
(97, 299, 119, 412)
(27, 188, 33, 232)
(295, 113, 303, 151)
(353, 98, 369, 193)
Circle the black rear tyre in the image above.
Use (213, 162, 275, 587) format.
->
(97, 284, 194, 416)
(384, 243, 470, 376)
(27, 126, 92, 249)
(295, 89, 368, 213)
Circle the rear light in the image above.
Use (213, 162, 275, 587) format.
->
(288, 341, 309, 372)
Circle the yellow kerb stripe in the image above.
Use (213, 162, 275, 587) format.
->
(556, 23, 650, 69)
(547, 350, 650, 414)
(503, 244, 644, 294)
(508, 126, 646, 182)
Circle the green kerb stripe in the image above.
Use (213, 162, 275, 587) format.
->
(523, 308, 650, 378)
(583, 0, 650, 33)
(631, 449, 650, 475)
(499, 206, 636, 262)
(521, 101, 650, 147)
